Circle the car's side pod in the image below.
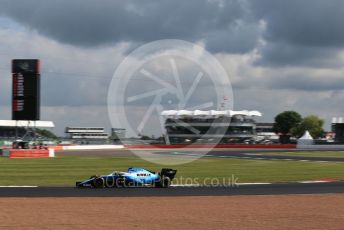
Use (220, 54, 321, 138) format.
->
(161, 168, 177, 180)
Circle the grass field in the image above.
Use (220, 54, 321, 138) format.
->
(0, 154, 344, 186)
(263, 151, 344, 158)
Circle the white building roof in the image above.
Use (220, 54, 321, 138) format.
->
(0, 120, 55, 128)
(177, 110, 194, 116)
(161, 110, 262, 118)
(194, 110, 211, 116)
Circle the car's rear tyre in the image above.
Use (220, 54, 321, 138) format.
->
(92, 177, 105, 188)
(157, 176, 171, 188)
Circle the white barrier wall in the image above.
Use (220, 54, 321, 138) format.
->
(48, 149, 55, 157)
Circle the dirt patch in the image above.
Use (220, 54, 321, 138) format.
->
(0, 195, 344, 229)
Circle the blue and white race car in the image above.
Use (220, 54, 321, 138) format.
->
(76, 168, 177, 188)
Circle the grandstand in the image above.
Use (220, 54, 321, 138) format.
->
(65, 127, 109, 144)
(256, 123, 279, 143)
(161, 110, 262, 144)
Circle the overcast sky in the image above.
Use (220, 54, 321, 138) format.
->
(0, 0, 344, 136)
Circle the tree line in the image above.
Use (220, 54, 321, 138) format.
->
(273, 111, 324, 143)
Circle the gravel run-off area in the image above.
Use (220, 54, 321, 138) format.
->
(1, 194, 344, 229)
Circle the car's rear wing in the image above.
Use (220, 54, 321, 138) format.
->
(161, 168, 177, 180)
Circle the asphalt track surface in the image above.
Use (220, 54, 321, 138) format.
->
(0, 182, 344, 197)
(163, 150, 344, 162)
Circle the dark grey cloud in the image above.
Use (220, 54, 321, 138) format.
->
(269, 74, 344, 91)
(253, 0, 344, 47)
(205, 21, 260, 53)
(1, 0, 344, 67)
(0, 0, 260, 54)
(255, 42, 343, 68)
(251, 0, 344, 66)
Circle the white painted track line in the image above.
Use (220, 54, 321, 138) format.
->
(0, 186, 38, 188)
(237, 183, 272, 185)
(170, 181, 340, 187)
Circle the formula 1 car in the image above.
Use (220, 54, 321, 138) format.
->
(76, 168, 177, 188)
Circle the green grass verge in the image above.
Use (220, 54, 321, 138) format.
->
(1, 155, 344, 186)
(264, 151, 344, 158)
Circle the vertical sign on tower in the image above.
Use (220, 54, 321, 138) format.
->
(12, 59, 40, 120)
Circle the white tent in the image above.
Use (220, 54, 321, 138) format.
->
(297, 130, 314, 145)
